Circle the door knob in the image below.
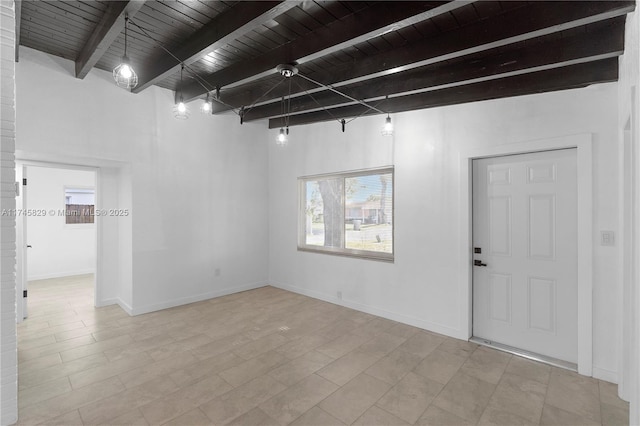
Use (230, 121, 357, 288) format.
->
(474, 259, 487, 267)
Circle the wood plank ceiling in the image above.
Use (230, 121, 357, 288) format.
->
(17, 0, 636, 129)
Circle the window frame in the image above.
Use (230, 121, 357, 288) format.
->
(64, 186, 96, 226)
(297, 166, 394, 262)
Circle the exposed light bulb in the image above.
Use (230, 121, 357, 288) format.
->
(277, 128, 288, 146)
(119, 64, 132, 79)
(382, 115, 393, 136)
(201, 97, 212, 114)
(113, 16, 137, 89)
(173, 99, 190, 119)
(113, 60, 138, 89)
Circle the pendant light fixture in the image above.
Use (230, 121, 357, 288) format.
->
(276, 127, 289, 146)
(275, 64, 297, 146)
(381, 114, 393, 136)
(173, 64, 190, 119)
(276, 93, 289, 146)
(113, 16, 138, 89)
(200, 93, 213, 114)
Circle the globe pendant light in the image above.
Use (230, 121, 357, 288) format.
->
(113, 16, 138, 89)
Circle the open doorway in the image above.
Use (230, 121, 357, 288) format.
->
(16, 163, 97, 321)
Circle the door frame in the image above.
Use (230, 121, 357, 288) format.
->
(459, 133, 593, 376)
(619, 117, 634, 399)
(15, 165, 26, 322)
(15, 160, 100, 312)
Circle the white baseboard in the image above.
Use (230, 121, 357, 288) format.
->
(593, 366, 618, 384)
(95, 297, 117, 308)
(270, 280, 466, 340)
(28, 269, 95, 281)
(116, 299, 133, 316)
(94, 297, 133, 315)
(129, 281, 268, 316)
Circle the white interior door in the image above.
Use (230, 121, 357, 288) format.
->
(472, 149, 578, 363)
(16, 165, 28, 320)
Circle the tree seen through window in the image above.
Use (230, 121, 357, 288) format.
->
(301, 168, 393, 260)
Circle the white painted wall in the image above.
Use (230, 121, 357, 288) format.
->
(617, 5, 640, 424)
(0, 2, 17, 424)
(268, 83, 621, 381)
(25, 166, 96, 280)
(15, 47, 269, 314)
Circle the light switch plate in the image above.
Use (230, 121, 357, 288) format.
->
(601, 231, 615, 246)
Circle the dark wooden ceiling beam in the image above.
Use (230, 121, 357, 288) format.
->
(180, 1, 467, 102)
(132, 1, 300, 94)
(312, 1, 633, 88)
(217, 0, 634, 116)
(75, 1, 145, 79)
(268, 58, 619, 129)
(245, 18, 625, 121)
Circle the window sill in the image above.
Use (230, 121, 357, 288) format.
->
(297, 245, 394, 263)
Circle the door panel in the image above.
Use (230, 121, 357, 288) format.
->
(489, 196, 512, 256)
(473, 149, 577, 363)
(488, 273, 512, 323)
(527, 276, 556, 333)
(528, 195, 556, 259)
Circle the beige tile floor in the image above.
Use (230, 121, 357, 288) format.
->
(16, 274, 629, 426)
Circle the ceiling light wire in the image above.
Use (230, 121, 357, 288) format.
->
(285, 76, 292, 129)
(281, 96, 285, 128)
(291, 78, 341, 124)
(120, 22, 391, 128)
(344, 98, 386, 124)
(124, 16, 129, 58)
(242, 78, 286, 116)
(127, 19, 240, 114)
(297, 72, 387, 115)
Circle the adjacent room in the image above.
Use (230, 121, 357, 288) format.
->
(13, 164, 97, 338)
(0, 1, 639, 425)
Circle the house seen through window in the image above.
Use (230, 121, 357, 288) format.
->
(299, 167, 393, 261)
(65, 188, 95, 224)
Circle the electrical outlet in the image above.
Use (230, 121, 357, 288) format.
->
(601, 231, 615, 246)
(337, 291, 342, 300)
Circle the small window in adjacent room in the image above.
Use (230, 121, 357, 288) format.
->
(65, 187, 95, 224)
(299, 167, 393, 261)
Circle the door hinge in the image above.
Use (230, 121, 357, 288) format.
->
(23, 178, 27, 186)
(23, 290, 27, 298)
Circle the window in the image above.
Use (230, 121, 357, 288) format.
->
(65, 187, 95, 224)
(299, 167, 393, 261)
